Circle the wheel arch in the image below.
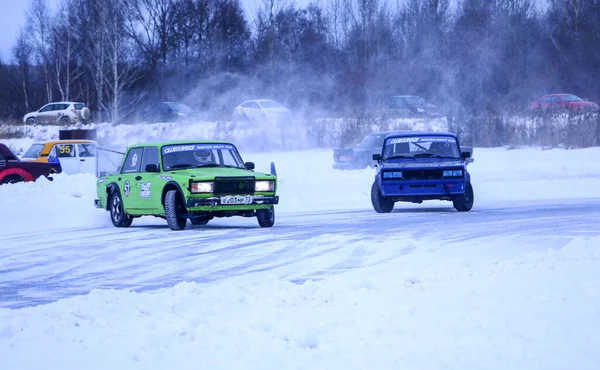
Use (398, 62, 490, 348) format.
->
(0, 168, 34, 183)
(105, 182, 121, 210)
(161, 181, 185, 206)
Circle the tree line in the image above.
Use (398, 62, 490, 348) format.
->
(0, 0, 599, 125)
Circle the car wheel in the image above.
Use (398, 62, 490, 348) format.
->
(0, 175, 26, 185)
(190, 217, 209, 226)
(60, 116, 72, 125)
(371, 181, 394, 213)
(452, 182, 474, 212)
(26, 117, 37, 125)
(256, 207, 275, 227)
(109, 191, 133, 227)
(165, 189, 187, 230)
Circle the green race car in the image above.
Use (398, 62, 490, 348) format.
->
(94, 140, 279, 230)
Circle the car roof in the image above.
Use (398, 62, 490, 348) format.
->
(43, 101, 85, 105)
(384, 131, 457, 139)
(33, 139, 97, 146)
(129, 139, 234, 148)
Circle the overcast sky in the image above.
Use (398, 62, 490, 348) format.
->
(0, 0, 58, 61)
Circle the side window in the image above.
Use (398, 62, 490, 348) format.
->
(39, 104, 54, 112)
(48, 146, 58, 158)
(77, 143, 96, 157)
(141, 147, 160, 172)
(0, 152, 4, 161)
(56, 144, 75, 158)
(121, 148, 144, 173)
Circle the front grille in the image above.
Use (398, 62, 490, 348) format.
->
(213, 177, 255, 195)
(402, 169, 443, 180)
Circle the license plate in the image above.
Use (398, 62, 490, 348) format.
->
(220, 195, 253, 205)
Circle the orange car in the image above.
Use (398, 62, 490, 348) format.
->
(21, 139, 98, 175)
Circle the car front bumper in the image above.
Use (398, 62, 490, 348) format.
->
(381, 179, 466, 197)
(186, 195, 279, 208)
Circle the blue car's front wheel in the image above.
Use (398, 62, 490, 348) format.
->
(371, 181, 394, 213)
(452, 182, 474, 212)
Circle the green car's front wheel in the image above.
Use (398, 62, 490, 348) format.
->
(257, 207, 275, 227)
(165, 189, 187, 230)
(109, 191, 133, 227)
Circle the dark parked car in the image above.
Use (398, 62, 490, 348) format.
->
(529, 94, 599, 113)
(134, 102, 199, 123)
(0, 143, 58, 185)
(382, 95, 442, 118)
(333, 131, 401, 170)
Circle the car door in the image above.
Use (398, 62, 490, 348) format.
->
(37, 104, 55, 124)
(136, 146, 162, 211)
(76, 143, 98, 174)
(119, 147, 145, 212)
(54, 143, 78, 174)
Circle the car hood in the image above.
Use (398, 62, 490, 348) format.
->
(164, 167, 275, 179)
(381, 159, 464, 169)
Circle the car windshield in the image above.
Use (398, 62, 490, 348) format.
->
(161, 143, 245, 171)
(403, 96, 426, 105)
(383, 135, 460, 159)
(22, 144, 45, 159)
(358, 134, 386, 149)
(164, 102, 193, 113)
(257, 100, 284, 109)
(560, 95, 583, 102)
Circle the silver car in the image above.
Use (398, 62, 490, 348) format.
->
(23, 101, 91, 125)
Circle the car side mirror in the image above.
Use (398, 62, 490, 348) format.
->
(145, 164, 159, 172)
(245, 161, 255, 170)
(461, 151, 471, 159)
(372, 153, 382, 161)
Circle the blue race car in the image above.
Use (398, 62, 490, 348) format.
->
(370, 131, 474, 213)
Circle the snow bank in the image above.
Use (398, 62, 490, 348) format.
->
(0, 173, 109, 231)
(1, 237, 598, 370)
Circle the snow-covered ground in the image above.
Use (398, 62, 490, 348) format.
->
(1, 127, 600, 369)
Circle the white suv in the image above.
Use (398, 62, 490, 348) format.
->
(23, 101, 91, 125)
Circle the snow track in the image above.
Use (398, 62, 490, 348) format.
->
(2, 198, 600, 309)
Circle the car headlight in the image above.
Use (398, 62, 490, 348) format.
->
(255, 180, 275, 192)
(443, 170, 463, 177)
(383, 171, 403, 179)
(191, 181, 213, 193)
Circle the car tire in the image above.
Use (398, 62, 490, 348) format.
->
(60, 116, 72, 125)
(26, 117, 37, 125)
(371, 181, 394, 213)
(0, 174, 25, 185)
(257, 207, 275, 227)
(452, 182, 474, 212)
(190, 217, 209, 226)
(109, 191, 133, 227)
(165, 189, 187, 230)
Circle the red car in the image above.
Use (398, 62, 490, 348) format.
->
(529, 93, 599, 113)
(0, 143, 58, 185)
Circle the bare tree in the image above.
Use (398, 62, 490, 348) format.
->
(13, 29, 34, 113)
(26, 0, 53, 103)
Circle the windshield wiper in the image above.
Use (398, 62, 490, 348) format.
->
(413, 153, 444, 158)
(194, 163, 222, 168)
(169, 164, 194, 169)
(384, 155, 416, 160)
